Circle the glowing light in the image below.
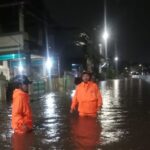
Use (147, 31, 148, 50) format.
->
(71, 90, 75, 97)
(103, 30, 109, 41)
(46, 57, 53, 70)
(114, 57, 119, 61)
(18, 62, 23, 73)
(75, 41, 86, 46)
(101, 62, 107, 68)
(139, 64, 142, 67)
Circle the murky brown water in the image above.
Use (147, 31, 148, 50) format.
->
(1, 79, 150, 150)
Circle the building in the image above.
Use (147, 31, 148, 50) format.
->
(0, 1, 57, 80)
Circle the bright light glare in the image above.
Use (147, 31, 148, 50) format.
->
(103, 31, 109, 40)
(101, 62, 107, 68)
(18, 62, 23, 73)
(139, 64, 142, 67)
(114, 57, 119, 61)
(71, 90, 75, 97)
(46, 57, 53, 70)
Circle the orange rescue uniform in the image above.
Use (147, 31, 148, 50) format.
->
(71, 81, 103, 117)
(12, 89, 33, 134)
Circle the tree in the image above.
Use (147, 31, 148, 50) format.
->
(74, 32, 101, 76)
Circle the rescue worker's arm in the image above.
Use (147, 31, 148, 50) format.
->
(70, 87, 78, 113)
(96, 85, 103, 110)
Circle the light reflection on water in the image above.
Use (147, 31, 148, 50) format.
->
(44, 93, 57, 117)
(99, 80, 126, 145)
(99, 79, 150, 149)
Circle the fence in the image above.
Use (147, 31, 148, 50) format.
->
(30, 72, 75, 99)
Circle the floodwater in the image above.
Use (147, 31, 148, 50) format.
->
(1, 79, 150, 150)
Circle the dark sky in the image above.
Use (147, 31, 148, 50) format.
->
(41, 0, 150, 63)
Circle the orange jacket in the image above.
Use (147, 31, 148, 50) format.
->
(71, 81, 102, 115)
(12, 89, 33, 134)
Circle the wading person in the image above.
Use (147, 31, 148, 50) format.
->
(70, 71, 103, 117)
(12, 75, 33, 134)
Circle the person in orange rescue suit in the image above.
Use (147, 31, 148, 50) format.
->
(70, 71, 103, 117)
(12, 75, 33, 134)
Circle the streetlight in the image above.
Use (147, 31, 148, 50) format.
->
(102, 30, 109, 59)
(114, 56, 119, 62)
(114, 56, 119, 77)
(103, 30, 109, 41)
(18, 62, 24, 74)
(102, 0, 109, 61)
(139, 64, 142, 67)
(139, 64, 143, 75)
(46, 57, 53, 71)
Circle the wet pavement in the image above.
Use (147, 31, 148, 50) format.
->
(1, 79, 150, 150)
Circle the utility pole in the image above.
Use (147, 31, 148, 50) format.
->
(18, 3, 31, 76)
(19, 4, 24, 33)
(45, 22, 52, 92)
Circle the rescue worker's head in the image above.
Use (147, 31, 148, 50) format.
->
(81, 71, 92, 83)
(13, 75, 32, 93)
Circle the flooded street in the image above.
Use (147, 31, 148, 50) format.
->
(1, 79, 150, 150)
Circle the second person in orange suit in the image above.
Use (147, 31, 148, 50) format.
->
(12, 75, 33, 134)
(70, 71, 103, 117)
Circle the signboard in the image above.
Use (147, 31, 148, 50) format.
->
(0, 53, 24, 61)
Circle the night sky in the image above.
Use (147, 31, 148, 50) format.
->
(42, 0, 150, 63)
(1, 0, 149, 63)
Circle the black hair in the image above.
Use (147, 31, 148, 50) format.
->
(82, 71, 92, 79)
